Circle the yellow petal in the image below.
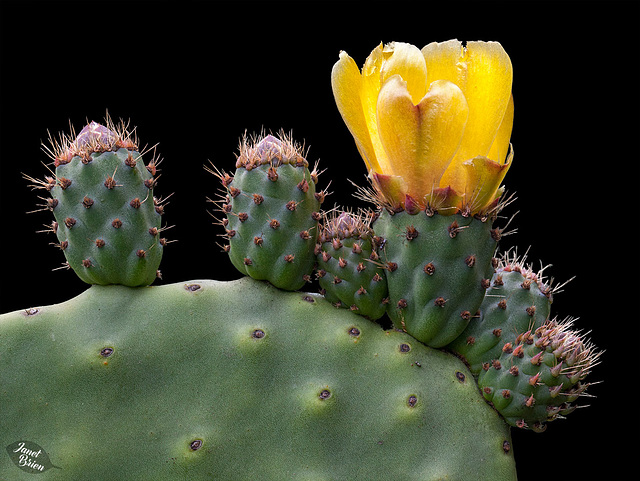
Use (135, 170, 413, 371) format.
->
(422, 40, 513, 162)
(358, 43, 394, 175)
(380, 42, 428, 104)
(421, 39, 464, 84)
(376, 76, 469, 203)
(487, 93, 514, 164)
(331, 50, 381, 173)
(461, 150, 513, 214)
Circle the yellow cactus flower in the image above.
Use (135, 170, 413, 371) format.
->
(331, 40, 514, 214)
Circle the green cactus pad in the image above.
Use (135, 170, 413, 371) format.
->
(217, 135, 323, 291)
(478, 318, 600, 432)
(316, 211, 388, 319)
(51, 148, 163, 286)
(373, 210, 498, 348)
(32, 121, 164, 286)
(446, 254, 553, 374)
(0, 278, 516, 480)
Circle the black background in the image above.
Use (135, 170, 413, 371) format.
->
(1, 1, 637, 479)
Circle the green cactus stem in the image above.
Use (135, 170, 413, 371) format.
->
(0, 278, 517, 480)
(446, 251, 557, 375)
(24, 119, 165, 286)
(478, 317, 601, 432)
(210, 133, 326, 291)
(316, 209, 389, 319)
(372, 208, 501, 348)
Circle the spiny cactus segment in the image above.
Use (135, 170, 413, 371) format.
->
(316, 210, 388, 319)
(446, 250, 558, 374)
(209, 132, 327, 291)
(372, 209, 501, 347)
(23, 116, 167, 286)
(478, 317, 601, 432)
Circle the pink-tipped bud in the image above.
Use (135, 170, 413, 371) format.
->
(319, 210, 372, 242)
(548, 385, 563, 398)
(550, 361, 563, 377)
(74, 121, 117, 150)
(530, 351, 544, 366)
(255, 134, 284, 162)
(335, 212, 358, 236)
(236, 132, 307, 169)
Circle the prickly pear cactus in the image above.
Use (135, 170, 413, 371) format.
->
(2, 36, 605, 480)
(211, 133, 325, 291)
(373, 209, 500, 348)
(446, 251, 555, 374)
(478, 318, 600, 432)
(316, 210, 388, 319)
(24, 120, 165, 286)
(0, 278, 517, 480)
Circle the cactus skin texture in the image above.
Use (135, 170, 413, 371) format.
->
(216, 134, 323, 291)
(0, 278, 517, 480)
(31, 121, 164, 286)
(446, 253, 553, 375)
(316, 211, 388, 320)
(478, 318, 600, 432)
(373, 209, 499, 348)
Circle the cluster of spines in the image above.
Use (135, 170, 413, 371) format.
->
(44, 116, 140, 167)
(233, 131, 314, 170)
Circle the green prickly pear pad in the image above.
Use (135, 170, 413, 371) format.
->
(211, 133, 324, 291)
(316, 210, 389, 320)
(25, 119, 165, 286)
(0, 278, 517, 480)
(374, 209, 499, 348)
(446, 251, 555, 374)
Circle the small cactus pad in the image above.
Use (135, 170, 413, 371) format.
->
(478, 318, 601, 432)
(316, 210, 388, 319)
(213, 134, 324, 290)
(447, 252, 554, 374)
(0, 278, 517, 480)
(31, 120, 164, 286)
(373, 209, 499, 347)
